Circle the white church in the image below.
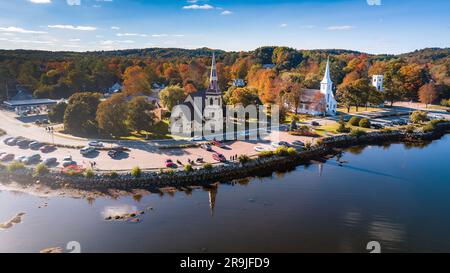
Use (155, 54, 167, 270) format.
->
(292, 58, 337, 116)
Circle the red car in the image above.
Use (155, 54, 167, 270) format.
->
(212, 153, 226, 162)
(211, 140, 225, 148)
(165, 159, 177, 168)
(40, 145, 56, 153)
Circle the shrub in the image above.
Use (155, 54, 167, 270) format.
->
(7, 162, 25, 173)
(84, 168, 95, 178)
(258, 150, 274, 158)
(359, 118, 371, 128)
(109, 171, 119, 179)
(203, 163, 213, 170)
(238, 154, 251, 164)
(337, 117, 351, 133)
(0, 128, 6, 136)
(350, 128, 367, 137)
(131, 166, 141, 178)
(304, 142, 312, 150)
(430, 119, 447, 126)
(405, 124, 415, 134)
(274, 146, 289, 156)
(34, 163, 49, 177)
(422, 123, 435, 133)
(0, 163, 5, 170)
(410, 110, 429, 124)
(287, 147, 297, 156)
(348, 116, 361, 126)
(184, 164, 192, 172)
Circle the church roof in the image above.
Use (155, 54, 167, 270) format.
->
(206, 52, 221, 95)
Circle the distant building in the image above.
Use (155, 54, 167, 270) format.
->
(262, 64, 275, 69)
(108, 82, 122, 94)
(3, 86, 56, 114)
(372, 75, 384, 92)
(290, 58, 337, 116)
(232, 79, 246, 87)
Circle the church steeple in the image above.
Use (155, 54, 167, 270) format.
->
(321, 57, 332, 84)
(207, 52, 220, 95)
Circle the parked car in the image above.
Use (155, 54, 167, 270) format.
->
(3, 137, 13, 144)
(80, 146, 95, 155)
(17, 139, 32, 148)
(165, 159, 177, 168)
(271, 141, 289, 148)
(446, 108, 450, 113)
(43, 157, 57, 166)
(291, 140, 305, 146)
(201, 144, 212, 151)
(212, 153, 226, 162)
(7, 137, 24, 146)
(42, 119, 49, 124)
(211, 140, 225, 148)
(311, 121, 320, 126)
(23, 154, 41, 165)
(34, 120, 42, 125)
(371, 123, 384, 129)
(254, 146, 267, 152)
(14, 155, 27, 162)
(190, 136, 205, 141)
(0, 153, 15, 162)
(108, 150, 122, 158)
(62, 160, 77, 167)
(29, 141, 44, 150)
(88, 141, 104, 147)
(40, 145, 56, 153)
(63, 155, 73, 162)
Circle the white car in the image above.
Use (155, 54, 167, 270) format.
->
(271, 141, 289, 148)
(63, 155, 72, 162)
(88, 141, 104, 147)
(254, 146, 267, 152)
(80, 147, 95, 155)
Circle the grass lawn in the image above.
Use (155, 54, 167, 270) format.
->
(119, 120, 173, 140)
(314, 121, 375, 137)
(337, 106, 383, 114)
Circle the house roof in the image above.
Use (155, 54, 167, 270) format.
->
(299, 88, 325, 104)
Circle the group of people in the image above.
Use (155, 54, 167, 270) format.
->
(230, 154, 239, 161)
(45, 126, 54, 132)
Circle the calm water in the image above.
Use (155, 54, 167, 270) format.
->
(1, 135, 450, 253)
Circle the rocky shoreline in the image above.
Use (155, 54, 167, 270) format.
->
(1, 122, 449, 192)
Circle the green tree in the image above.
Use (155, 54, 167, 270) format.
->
(127, 96, 156, 133)
(64, 92, 101, 135)
(159, 85, 185, 111)
(96, 93, 129, 136)
(48, 101, 67, 123)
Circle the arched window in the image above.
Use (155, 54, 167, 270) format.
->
(210, 98, 213, 105)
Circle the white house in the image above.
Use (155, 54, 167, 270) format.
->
(372, 75, 384, 92)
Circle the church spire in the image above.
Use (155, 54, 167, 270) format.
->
(321, 57, 332, 84)
(207, 52, 220, 94)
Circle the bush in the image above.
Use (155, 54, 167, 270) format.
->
(337, 117, 351, 133)
(0, 128, 6, 136)
(359, 118, 371, 128)
(274, 146, 289, 156)
(348, 116, 361, 126)
(109, 171, 119, 179)
(184, 164, 192, 172)
(304, 142, 312, 150)
(84, 168, 95, 178)
(131, 166, 141, 178)
(238, 154, 251, 164)
(0, 163, 5, 170)
(203, 163, 213, 170)
(350, 128, 367, 137)
(258, 150, 274, 158)
(422, 123, 435, 133)
(34, 163, 49, 177)
(7, 162, 26, 173)
(410, 111, 429, 124)
(405, 124, 415, 133)
(287, 147, 297, 156)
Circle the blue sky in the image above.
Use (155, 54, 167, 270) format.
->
(0, 0, 448, 54)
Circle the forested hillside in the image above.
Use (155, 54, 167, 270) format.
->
(0, 46, 448, 105)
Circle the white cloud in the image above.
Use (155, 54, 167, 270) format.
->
(327, 25, 355, 31)
(66, 0, 81, 5)
(48, 25, 97, 31)
(299, 25, 316, 29)
(152, 34, 168, 37)
(221, 10, 233, 15)
(280, 23, 288, 28)
(117, 33, 147, 37)
(111, 26, 120, 30)
(0, 26, 47, 34)
(68, 38, 81, 42)
(28, 0, 51, 3)
(100, 40, 134, 45)
(182, 4, 214, 10)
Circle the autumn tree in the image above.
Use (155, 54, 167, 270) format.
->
(418, 82, 437, 107)
(64, 92, 101, 135)
(127, 96, 156, 133)
(96, 93, 129, 136)
(48, 101, 67, 123)
(224, 87, 260, 106)
(283, 80, 304, 114)
(123, 65, 151, 95)
(159, 85, 186, 111)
